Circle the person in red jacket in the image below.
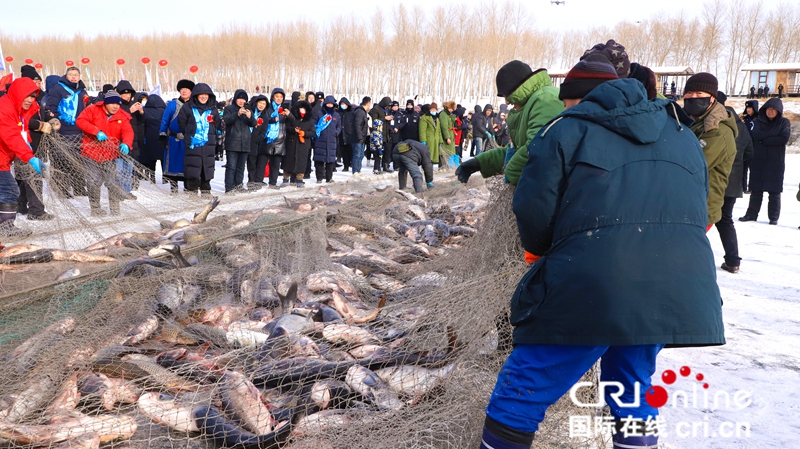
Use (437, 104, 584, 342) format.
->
(0, 78, 45, 237)
(76, 90, 133, 216)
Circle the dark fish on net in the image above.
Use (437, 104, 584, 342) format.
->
(422, 225, 441, 247)
(334, 256, 391, 276)
(164, 244, 193, 268)
(159, 319, 201, 345)
(251, 357, 360, 389)
(77, 372, 140, 411)
(448, 225, 477, 237)
(384, 245, 430, 264)
(193, 196, 221, 224)
(121, 237, 159, 250)
(90, 345, 144, 362)
(194, 405, 293, 449)
(292, 302, 343, 323)
(121, 315, 159, 345)
(117, 259, 174, 278)
(155, 346, 222, 383)
(185, 323, 234, 349)
(0, 248, 53, 264)
(304, 379, 359, 411)
(227, 260, 262, 293)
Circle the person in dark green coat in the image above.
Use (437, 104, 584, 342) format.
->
(456, 61, 564, 185)
(418, 103, 442, 164)
(439, 101, 457, 168)
(480, 60, 724, 449)
(682, 73, 738, 226)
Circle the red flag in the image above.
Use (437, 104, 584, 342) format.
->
(0, 73, 13, 92)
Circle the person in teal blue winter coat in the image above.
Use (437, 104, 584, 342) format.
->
(480, 59, 724, 449)
(159, 79, 195, 193)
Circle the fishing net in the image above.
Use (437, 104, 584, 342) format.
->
(0, 135, 606, 449)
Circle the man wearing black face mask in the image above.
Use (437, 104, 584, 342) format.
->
(397, 99, 420, 142)
(683, 73, 737, 229)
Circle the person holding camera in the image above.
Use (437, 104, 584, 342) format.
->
(222, 89, 256, 193)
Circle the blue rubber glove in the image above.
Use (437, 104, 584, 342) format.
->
(96, 131, 108, 142)
(119, 143, 130, 155)
(29, 157, 44, 176)
(427, 182, 434, 188)
(485, 131, 491, 139)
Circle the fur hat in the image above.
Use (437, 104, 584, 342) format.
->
(176, 79, 195, 92)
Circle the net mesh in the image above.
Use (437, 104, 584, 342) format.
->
(0, 135, 606, 449)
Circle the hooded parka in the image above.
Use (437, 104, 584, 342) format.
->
(177, 83, 220, 181)
(512, 79, 724, 347)
(748, 98, 791, 193)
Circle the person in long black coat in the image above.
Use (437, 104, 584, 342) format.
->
(116, 81, 143, 198)
(254, 88, 293, 188)
(397, 99, 420, 143)
(716, 107, 754, 273)
(281, 100, 315, 187)
(141, 94, 166, 183)
(177, 83, 220, 195)
(222, 89, 256, 193)
(338, 97, 354, 172)
(312, 96, 342, 183)
(740, 97, 791, 224)
(247, 95, 268, 185)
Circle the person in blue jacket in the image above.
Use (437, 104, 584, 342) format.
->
(312, 96, 342, 183)
(44, 66, 89, 198)
(480, 57, 725, 449)
(159, 79, 194, 194)
(177, 83, 220, 196)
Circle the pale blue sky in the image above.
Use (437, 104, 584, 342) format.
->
(1, 0, 705, 37)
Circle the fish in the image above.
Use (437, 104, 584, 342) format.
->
(344, 365, 404, 411)
(194, 405, 293, 449)
(193, 196, 221, 224)
(385, 245, 430, 264)
(333, 256, 391, 275)
(307, 379, 357, 410)
(322, 324, 381, 347)
(121, 315, 159, 345)
(422, 224, 441, 247)
(227, 260, 262, 292)
(56, 268, 81, 281)
(226, 329, 270, 347)
(117, 258, 174, 278)
(220, 370, 276, 435)
(366, 273, 406, 292)
(10, 317, 76, 375)
(93, 357, 202, 392)
(137, 392, 199, 433)
(0, 243, 45, 258)
(44, 373, 80, 416)
(330, 292, 386, 324)
(291, 410, 352, 439)
(121, 237, 159, 250)
(251, 358, 359, 389)
(84, 232, 137, 252)
(0, 248, 53, 264)
(272, 313, 317, 335)
(78, 373, 141, 411)
(375, 364, 456, 397)
(395, 189, 427, 207)
(164, 244, 193, 268)
(0, 413, 138, 445)
(50, 432, 101, 449)
(157, 279, 201, 312)
(159, 319, 201, 345)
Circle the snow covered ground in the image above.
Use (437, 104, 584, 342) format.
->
(654, 155, 800, 448)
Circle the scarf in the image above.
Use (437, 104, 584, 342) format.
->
(57, 82, 80, 125)
(315, 113, 333, 138)
(265, 102, 280, 144)
(190, 108, 211, 149)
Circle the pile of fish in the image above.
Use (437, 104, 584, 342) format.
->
(0, 186, 488, 449)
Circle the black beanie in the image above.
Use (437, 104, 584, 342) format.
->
(406, 99, 414, 107)
(102, 84, 114, 94)
(559, 55, 619, 100)
(716, 90, 727, 105)
(496, 60, 535, 97)
(628, 63, 657, 100)
(684, 73, 718, 97)
(20, 65, 42, 81)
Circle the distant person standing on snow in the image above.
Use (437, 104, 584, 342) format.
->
(716, 98, 754, 274)
(740, 98, 791, 225)
(764, 84, 770, 98)
(757, 86, 764, 98)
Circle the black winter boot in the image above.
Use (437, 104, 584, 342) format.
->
(0, 203, 32, 237)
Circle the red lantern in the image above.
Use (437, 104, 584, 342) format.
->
(65, 60, 74, 67)
(81, 57, 90, 65)
(141, 57, 151, 65)
(189, 65, 198, 74)
(4, 56, 12, 63)
(116, 59, 125, 66)
(34, 63, 43, 69)
(158, 59, 168, 67)
(24, 58, 33, 64)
